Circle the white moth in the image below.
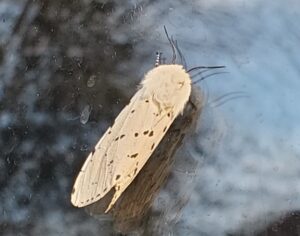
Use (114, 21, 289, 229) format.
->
(71, 64, 191, 212)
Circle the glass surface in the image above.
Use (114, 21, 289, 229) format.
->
(1, 0, 300, 235)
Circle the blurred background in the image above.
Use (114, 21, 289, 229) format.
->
(1, 0, 300, 235)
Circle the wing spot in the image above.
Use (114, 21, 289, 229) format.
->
(130, 153, 138, 158)
(108, 131, 112, 134)
(163, 126, 167, 132)
(104, 187, 107, 192)
(97, 194, 100, 197)
(116, 174, 121, 180)
(134, 168, 138, 175)
(136, 162, 139, 166)
(91, 197, 94, 201)
(151, 143, 155, 150)
(167, 113, 171, 117)
(115, 137, 119, 141)
(120, 134, 125, 139)
(86, 199, 90, 203)
(72, 188, 75, 194)
(145, 99, 149, 103)
(143, 130, 149, 135)
(149, 131, 154, 137)
(131, 109, 135, 113)
(134, 133, 139, 137)
(109, 160, 114, 164)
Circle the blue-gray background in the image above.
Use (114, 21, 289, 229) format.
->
(1, 0, 299, 235)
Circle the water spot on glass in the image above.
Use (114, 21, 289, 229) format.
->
(80, 105, 91, 124)
(87, 75, 96, 87)
(80, 144, 89, 151)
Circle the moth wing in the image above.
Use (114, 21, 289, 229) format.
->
(71, 91, 140, 207)
(104, 95, 176, 211)
(71, 88, 173, 211)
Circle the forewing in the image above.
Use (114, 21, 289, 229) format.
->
(71, 90, 140, 207)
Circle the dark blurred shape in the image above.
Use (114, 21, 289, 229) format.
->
(85, 87, 203, 234)
(0, 0, 142, 235)
(256, 211, 300, 236)
(228, 211, 300, 236)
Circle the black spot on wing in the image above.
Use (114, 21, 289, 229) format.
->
(130, 153, 138, 158)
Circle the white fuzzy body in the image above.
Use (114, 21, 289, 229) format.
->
(71, 64, 191, 212)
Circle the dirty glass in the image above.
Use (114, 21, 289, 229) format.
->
(1, 0, 300, 235)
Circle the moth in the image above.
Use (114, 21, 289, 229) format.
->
(71, 28, 223, 213)
(71, 63, 191, 212)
